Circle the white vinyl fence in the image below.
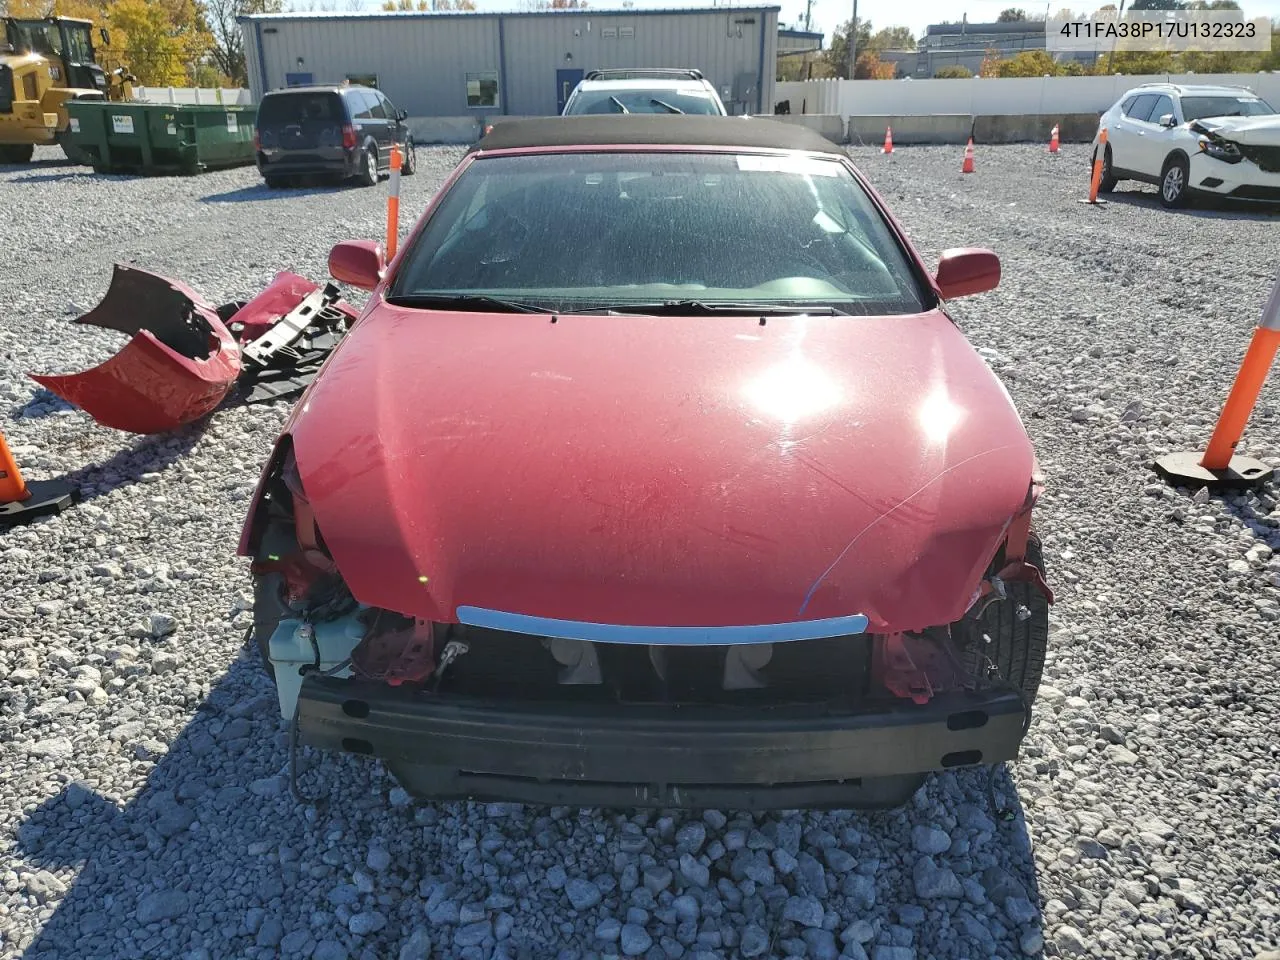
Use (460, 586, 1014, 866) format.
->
(775, 72, 1280, 118)
(133, 87, 253, 106)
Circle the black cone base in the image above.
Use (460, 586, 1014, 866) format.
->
(0, 478, 80, 529)
(1153, 452, 1274, 491)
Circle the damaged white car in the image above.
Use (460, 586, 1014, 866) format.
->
(1092, 83, 1280, 207)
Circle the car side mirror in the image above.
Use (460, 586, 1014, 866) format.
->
(397, 108, 408, 121)
(99, 27, 110, 46)
(329, 240, 385, 290)
(1158, 113, 1176, 127)
(935, 248, 1000, 300)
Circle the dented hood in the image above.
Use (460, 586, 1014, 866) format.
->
(1191, 114, 1280, 145)
(288, 306, 1034, 633)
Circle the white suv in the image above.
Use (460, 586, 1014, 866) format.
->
(1091, 83, 1280, 208)
(562, 68, 728, 117)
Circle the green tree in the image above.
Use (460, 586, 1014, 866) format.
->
(206, 0, 281, 86)
(994, 49, 1061, 76)
(997, 8, 1028, 21)
(1101, 49, 1175, 72)
(933, 64, 972, 78)
(822, 17, 871, 78)
(1260, 18, 1280, 70)
(822, 20, 914, 78)
(867, 25, 915, 50)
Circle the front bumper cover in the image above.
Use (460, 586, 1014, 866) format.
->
(296, 675, 1028, 809)
(1190, 154, 1280, 202)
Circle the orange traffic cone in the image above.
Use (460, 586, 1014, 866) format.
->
(0, 431, 29, 505)
(882, 126, 894, 155)
(1154, 271, 1280, 490)
(961, 138, 975, 174)
(1080, 128, 1109, 205)
(0, 429, 78, 529)
(1049, 124, 1060, 154)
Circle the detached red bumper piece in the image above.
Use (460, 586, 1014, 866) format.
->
(31, 265, 242, 435)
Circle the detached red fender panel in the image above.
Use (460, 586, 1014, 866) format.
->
(30, 265, 243, 435)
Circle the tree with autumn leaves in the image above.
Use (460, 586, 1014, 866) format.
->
(0, 0, 284, 86)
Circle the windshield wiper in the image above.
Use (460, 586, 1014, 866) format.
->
(649, 98, 684, 114)
(601, 300, 843, 316)
(385, 293, 555, 314)
(609, 96, 630, 114)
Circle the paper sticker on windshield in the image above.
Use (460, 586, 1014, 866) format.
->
(737, 155, 841, 177)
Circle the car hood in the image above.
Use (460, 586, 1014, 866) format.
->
(287, 306, 1034, 634)
(1191, 114, 1280, 145)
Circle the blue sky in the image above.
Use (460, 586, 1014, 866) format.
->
(286, 0, 1280, 53)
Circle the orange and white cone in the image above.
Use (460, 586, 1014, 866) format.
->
(882, 126, 894, 155)
(1049, 124, 1060, 154)
(961, 137, 975, 174)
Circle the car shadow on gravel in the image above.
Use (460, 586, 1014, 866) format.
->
(9, 171, 96, 184)
(12, 643, 1049, 960)
(1105, 189, 1280, 220)
(51, 422, 209, 503)
(200, 182, 365, 204)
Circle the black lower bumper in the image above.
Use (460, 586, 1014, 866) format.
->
(296, 676, 1027, 809)
(257, 154, 357, 179)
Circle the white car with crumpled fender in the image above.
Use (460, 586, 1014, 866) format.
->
(1091, 83, 1280, 207)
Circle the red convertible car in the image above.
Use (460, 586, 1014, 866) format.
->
(241, 116, 1051, 809)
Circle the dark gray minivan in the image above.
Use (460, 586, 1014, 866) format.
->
(254, 84, 417, 188)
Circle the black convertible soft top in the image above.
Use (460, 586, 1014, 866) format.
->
(471, 116, 845, 157)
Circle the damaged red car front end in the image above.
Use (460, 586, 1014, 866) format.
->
(241, 117, 1052, 810)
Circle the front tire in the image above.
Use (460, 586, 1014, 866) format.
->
(1160, 154, 1190, 208)
(961, 531, 1049, 708)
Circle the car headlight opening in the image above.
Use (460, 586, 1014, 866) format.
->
(1198, 136, 1242, 164)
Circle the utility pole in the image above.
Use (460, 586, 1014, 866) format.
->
(803, 0, 812, 32)
(847, 0, 858, 79)
(1108, 0, 1126, 73)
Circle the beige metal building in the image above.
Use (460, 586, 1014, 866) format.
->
(239, 7, 779, 119)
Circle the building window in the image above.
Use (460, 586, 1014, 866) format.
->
(347, 73, 378, 89)
(465, 71, 499, 109)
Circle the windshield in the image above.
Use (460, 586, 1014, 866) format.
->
(11, 20, 62, 57)
(1181, 96, 1276, 121)
(257, 92, 343, 125)
(390, 152, 929, 315)
(62, 22, 93, 62)
(567, 90, 723, 116)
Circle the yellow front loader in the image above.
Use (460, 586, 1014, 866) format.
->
(0, 16, 135, 163)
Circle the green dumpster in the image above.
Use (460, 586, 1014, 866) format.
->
(64, 100, 257, 175)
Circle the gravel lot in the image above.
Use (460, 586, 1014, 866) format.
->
(2, 141, 1278, 960)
